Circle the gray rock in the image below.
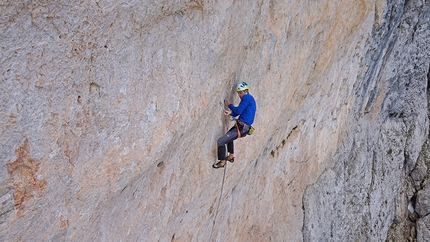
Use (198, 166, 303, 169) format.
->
(303, 0, 430, 241)
(417, 215, 430, 242)
(416, 185, 430, 218)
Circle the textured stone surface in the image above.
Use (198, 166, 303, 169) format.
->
(303, 0, 430, 241)
(417, 215, 430, 242)
(0, 0, 429, 241)
(416, 185, 430, 217)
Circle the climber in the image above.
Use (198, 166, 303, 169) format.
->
(213, 82, 257, 169)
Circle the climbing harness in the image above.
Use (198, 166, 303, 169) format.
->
(235, 121, 241, 138)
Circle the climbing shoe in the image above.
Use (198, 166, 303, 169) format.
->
(212, 161, 225, 169)
(227, 156, 235, 163)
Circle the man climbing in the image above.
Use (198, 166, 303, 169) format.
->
(213, 82, 257, 169)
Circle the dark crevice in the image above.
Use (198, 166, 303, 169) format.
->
(410, 194, 417, 213)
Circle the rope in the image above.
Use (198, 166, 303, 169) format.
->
(208, 161, 227, 242)
(209, 102, 230, 242)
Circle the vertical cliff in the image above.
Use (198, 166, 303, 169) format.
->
(0, 0, 429, 241)
(303, 1, 430, 241)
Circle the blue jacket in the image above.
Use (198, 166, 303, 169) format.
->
(228, 93, 256, 125)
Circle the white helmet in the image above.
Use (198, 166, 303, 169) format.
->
(236, 82, 250, 91)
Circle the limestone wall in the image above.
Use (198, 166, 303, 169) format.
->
(0, 0, 429, 241)
(303, 1, 430, 241)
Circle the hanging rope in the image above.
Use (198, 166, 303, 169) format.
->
(208, 161, 227, 242)
(209, 101, 230, 242)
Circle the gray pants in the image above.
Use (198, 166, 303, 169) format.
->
(217, 123, 249, 160)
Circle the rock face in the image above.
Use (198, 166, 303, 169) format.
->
(304, 1, 430, 241)
(0, 0, 429, 241)
(416, 185, 430, 218)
